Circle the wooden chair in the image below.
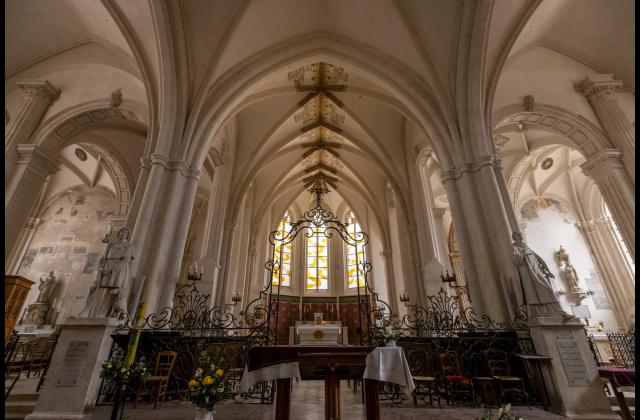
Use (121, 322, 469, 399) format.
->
(439, 351, 475, 407)
(409, 350, 441, 408)
(133, 351, 177, 409)
(485, 349, 529, 407)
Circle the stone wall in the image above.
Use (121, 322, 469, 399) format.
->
(17, 187, 116, 326)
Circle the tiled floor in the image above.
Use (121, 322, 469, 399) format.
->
(90, 379, 567, 420)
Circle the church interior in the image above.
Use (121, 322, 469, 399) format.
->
(5, 1, 635, 419)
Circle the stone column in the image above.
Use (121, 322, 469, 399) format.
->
(124, 156, 152, 231)
(578, 75, 634, 182)
(214, 220, 238, 308)
(580, 149, 635, 259)
(5, 145, 59, 272)
(440, 169, 486, 315)
(128, 154, 200, 315)
(441, 155, 519, 321)
(576, 220, 635, 330)
(5, 80, 60, 184)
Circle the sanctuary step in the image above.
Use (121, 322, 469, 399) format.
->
(4, 392, 38, 419)
(4, 377, 40, 420)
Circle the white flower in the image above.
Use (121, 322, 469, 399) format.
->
(497, 407, 504, 417)
(505, 404, 512, 413)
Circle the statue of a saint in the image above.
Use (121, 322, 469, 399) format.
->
(36, 271, 56, 304)
(555, 245, 582, 292)
(512, 232, 570, 318)
(82, 227, 135, 317)
(100, 227, 134, 316)
(563, 262, 581, 292)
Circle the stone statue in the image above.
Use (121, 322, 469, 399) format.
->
(555, 245, 582, 292)
(36, 271, 56, 304)
(563, 262, 580, 291)
(82, 228, 135, 317)
(99, 227, 134, 316)
(512, 232, 570, 318)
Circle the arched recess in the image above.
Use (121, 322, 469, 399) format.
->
(493, 103, 611, 160)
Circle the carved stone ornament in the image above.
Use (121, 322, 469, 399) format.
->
(111, 88, 123, 108)
(523, 95, 535, 112)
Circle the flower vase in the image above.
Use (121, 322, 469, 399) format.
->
(194, 407, 215, 420)
(385, 339, 396, 347)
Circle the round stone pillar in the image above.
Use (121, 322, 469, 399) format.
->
(441, 155, 520, 322)
(128, 154, 200, 315)
(580, 149, 635, 260)
(578, 75, 635, 182)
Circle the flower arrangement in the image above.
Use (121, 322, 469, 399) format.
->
(100, 355, 151, 384)
(477, 403, 524, 420)
(185, 352, 233, 412)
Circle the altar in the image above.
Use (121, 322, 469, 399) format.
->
(295, 320, 342, 345)
(239, 344, 415, 420)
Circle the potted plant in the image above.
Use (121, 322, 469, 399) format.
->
(477, 403, 524, 420)
(100, 355, 151, 389)
(185, 352, 233, 420)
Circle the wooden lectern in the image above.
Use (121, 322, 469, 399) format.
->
(5, 275, 34, 342)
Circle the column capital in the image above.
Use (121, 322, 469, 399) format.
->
(577, 74, 625, 102)
(15, 79, 60, 105)
(440, 154, 501, 182)
(150, 153, 200, 180)
(15, 144, 59, 177)
(580, 149, 624, 181)
(416, 150, 435, 168)
(25, 217, 43, 230)
(575, 220, 597, 235)
(492, 134, 509, 153)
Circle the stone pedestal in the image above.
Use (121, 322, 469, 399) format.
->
(26, 317, 120, 420)
(528, 316, 617, 419)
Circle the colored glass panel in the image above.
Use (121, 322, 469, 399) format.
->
(346, 212, 366, 288)
(306, 225, 328, 290)
(272, 213, 292, 286)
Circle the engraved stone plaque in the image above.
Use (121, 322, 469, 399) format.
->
(56, 340, 89, 387)
(571, 305, 591, 319)
(555, 332, 590, 386)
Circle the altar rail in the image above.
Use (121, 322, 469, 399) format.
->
(96, 283, 272, 406)
(587, 331, 635, 368)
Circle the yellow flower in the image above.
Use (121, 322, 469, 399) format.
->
(188, 379, 200, 388)
(215, 369, 224, 377)
(202, 376, 213, 385)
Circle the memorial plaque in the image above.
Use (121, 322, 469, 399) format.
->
(571, 305, 591, 319)
(555, 332, 590, 386)
(56, 340, 89, 387)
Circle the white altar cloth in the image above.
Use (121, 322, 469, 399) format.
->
(296, 324, 342, 344)
(239, 346, 415, 395)
(363, 346, 415, 396)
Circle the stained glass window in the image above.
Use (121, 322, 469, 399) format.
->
(306, 224, 329, 290)
(272, 212, 292, 287)
(346, 211, 366, 288)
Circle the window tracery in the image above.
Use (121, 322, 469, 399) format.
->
(272, 212, 292, 287)
(346, 211, 365, 288)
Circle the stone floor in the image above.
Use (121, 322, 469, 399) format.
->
(89, 379, 567, 420)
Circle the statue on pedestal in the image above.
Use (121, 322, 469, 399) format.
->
(512, 232, 571, 318)
(23, 271, 56, 327)
(36, 271, 56, 304)
(80, 228, 134, 317)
